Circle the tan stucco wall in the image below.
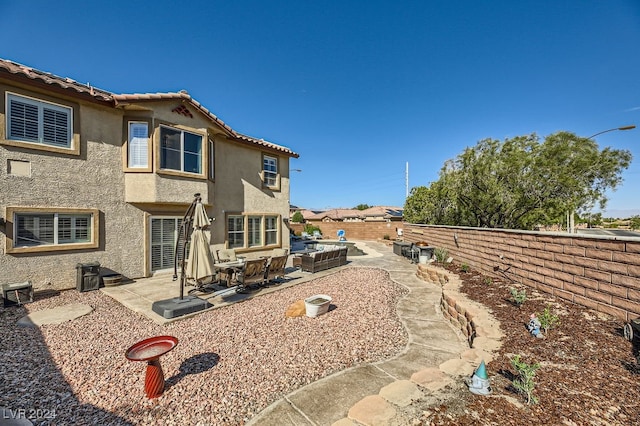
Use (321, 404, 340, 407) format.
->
(209, 138, 291, 255)
(1, 84, 295, 290)
(0, 85, 146, 290)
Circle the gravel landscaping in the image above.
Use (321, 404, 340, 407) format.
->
(0, 267, 408, 425)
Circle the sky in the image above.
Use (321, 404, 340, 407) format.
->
(2, 0, 640, 217)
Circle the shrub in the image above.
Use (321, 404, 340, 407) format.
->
(511, 355, 540, 405)
(303, 224, 322, 236)
(383, 234, 390, 240)
(460, 263, 470, 273)
(509, 287, 527, 307)
(538, 305, 560, 335)
(434, 247, 449, 263)
(483, 277, 493, 285)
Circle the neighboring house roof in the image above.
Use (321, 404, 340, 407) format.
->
(0, 58, 298, 158)
(306, 206, 404, 221)
(360, 206, 404, 219)
(308, 209, 362, 221)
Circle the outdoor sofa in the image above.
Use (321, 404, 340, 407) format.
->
(299, 245, 348, 273)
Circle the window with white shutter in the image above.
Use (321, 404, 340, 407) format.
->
(7, 93, 72, 148)
(128, 122, 149, 168)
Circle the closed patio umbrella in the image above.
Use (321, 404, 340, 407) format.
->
(184, 200, 216, 287)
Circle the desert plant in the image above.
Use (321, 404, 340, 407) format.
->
(434, 247, 449, 263)
(483, 277, 493, 285)
(538, 305, 560, 334)
(383, 234, 390, 240)
(509, 287, 527, 307)
(511, 355, 540, 405)
(460, 263, 470, 273)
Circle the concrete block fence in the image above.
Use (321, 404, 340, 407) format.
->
(403, 223, 640, 322)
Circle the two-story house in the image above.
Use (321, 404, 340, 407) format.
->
(0, 58, 299, 290)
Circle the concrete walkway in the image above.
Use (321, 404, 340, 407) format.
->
(100, 240, 480, 425)
(248, 241, 470, 426)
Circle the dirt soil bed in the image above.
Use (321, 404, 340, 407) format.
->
(426, 265, 640, 425)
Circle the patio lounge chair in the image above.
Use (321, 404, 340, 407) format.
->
(265, 254, 289, 284)
(235, 257, 268, 292)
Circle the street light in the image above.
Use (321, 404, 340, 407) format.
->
(567, 124, 636, 233)
(587, 125, 636, 140)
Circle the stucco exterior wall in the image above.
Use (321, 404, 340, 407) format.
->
(0, 93, 145, 290)
(1, 73, 297, 291)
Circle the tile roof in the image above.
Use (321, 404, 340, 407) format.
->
(307, 206, 404, 221)
(0, 58, 112, 102)
(0, 58, 298, 158)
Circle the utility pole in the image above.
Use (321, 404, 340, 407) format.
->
(405, 162, 409, 198)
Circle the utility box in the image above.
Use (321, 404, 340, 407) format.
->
(76, 262, 101, 292)
(2, 281, 34, 307)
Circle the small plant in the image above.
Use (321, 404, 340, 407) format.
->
(434, 247, 449, 264)
(383, 234, 390, 240)
(483, 276, 493, 285)
(538, 305, 560, 335)
(460, 263, 470, 273)
(511, 355, 540, 405)
(509, 287, 527, 307)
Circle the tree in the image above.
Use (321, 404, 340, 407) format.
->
(354, 204, 371, 210)
(630, 216, 640, 230)
(291, 211, 304, 223)
(404, 132, 632, 229)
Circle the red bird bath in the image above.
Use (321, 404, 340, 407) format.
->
(125, 335, 178, 398)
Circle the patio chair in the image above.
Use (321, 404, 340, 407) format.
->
(216, 248, 237, 262)
(272, 248, 288, 256)
(265, 254, 289, 285)
(235, 258, 268, 293)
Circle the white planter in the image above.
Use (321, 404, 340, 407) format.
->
(304, 294, 332, 318)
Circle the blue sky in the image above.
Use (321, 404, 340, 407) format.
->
(2, 0, 640, 216)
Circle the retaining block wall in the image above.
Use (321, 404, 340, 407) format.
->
(404, 223, 640, 322)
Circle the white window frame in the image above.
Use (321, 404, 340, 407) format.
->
(6, 93, 72, 148)
(159, 125, 203, 174)
(263, 155, 278, 187)
(128, 121, 149, 168)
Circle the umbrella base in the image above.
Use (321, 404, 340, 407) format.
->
(152, 296, 212, 319)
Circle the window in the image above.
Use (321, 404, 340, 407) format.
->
(7, 208, 98, 253)
(7, 93, 72, 148)
(160, 125, 202, 174)
(248, 216, 262, 247)
(263, 155, 278, 187)
(265, 216, 278, 246)
(208, 138, 215, 180)
(228, 216, 244, 249)
(128, 122, 149, 168)
(226, 214, 280, 249)
(150, 217, 183, 271)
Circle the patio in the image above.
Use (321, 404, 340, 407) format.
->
(100, 241, 379, 325)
